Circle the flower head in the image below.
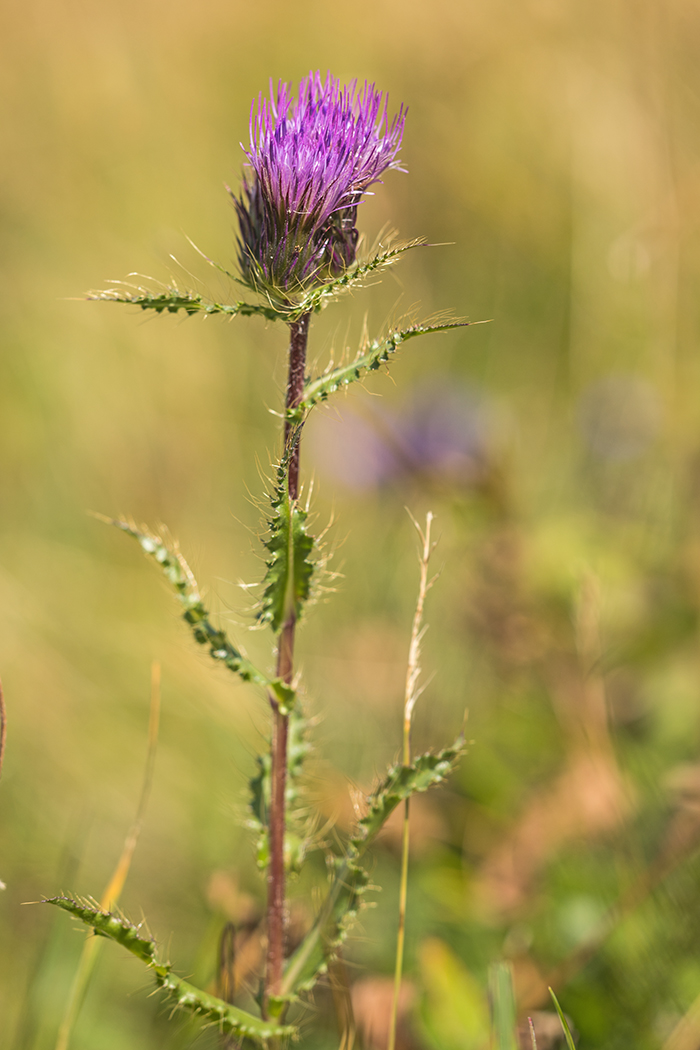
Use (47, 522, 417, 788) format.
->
(233, 72, 406, 297)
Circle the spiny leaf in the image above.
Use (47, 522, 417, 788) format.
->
(280, 736, 464, 998)
(549, 990, 577, 1050)
(287, 240, 427, 320)
(47, 895, 155, 963)
(87, 281, 281, 321)
(258, 440, 315, 636)
(279, 856, 370, 999)
(259, 501, 314, 633)
(44, 897, 294, 1042)
(248, 705, 311, 873)
(154, 971, 295, 1040)
(292, 320, 472, 422)
(248, 749, 271, 869)
(352, 736, 465, 851)
(91, 240, 426, 323)
(101, 517, 293, 708)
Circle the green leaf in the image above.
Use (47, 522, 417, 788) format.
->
(549, 990, 577, 1050)
(279, 856, 370, 998)
(47, 895, 156, 963)
(154, 972, 295, 1041)
(45, 896, 295, 1042)
(352, 736, 465, 851)
(101, 517, 293, 707)
(489, 962, 518, 1050)
(248, 704, 312, 873)
(287, 239, 428, 319)
(280, 737, 464, 998)
(248, 750, 272, 870)
(292, 320, 471, 422)
(87, 280, 281, 321)
(258, 442, 315, 636)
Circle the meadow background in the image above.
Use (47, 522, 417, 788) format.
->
(3, 0, 700, 1047)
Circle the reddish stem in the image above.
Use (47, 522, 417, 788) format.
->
(265, 313, 309, 1011)
(284, 314, 310, 501)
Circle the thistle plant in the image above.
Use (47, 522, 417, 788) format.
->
(48, 71, 469, 1046)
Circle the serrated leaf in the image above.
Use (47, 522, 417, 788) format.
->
(352, 736, 465, 851)
(101, 517, 293, 706)
(47, 895, 156, 963)
(280, 737, 464, 998)
(549, 990, 577, 1050)
(259, 501, 313, 633)
(279, 857, 370, 998)
(248, 705, 311, 873)
(248, 750, 272, 869)
(154, 971, 295, 1040)
(258, 443, 315, 635)
(45, 896, 294, 1042)
(87, 281, 281, 321)
(287, 240, 427, 319)
(292, 320, 471, 422)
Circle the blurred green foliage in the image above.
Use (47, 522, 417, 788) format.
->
(3, 0, 700, 1047)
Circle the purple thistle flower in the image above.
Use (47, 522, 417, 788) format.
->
(232, 72, 406, 297)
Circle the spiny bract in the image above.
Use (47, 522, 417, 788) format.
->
(233, 71, 406, 296)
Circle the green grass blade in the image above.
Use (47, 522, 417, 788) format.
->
(528, 1017, 538, 1049)
(489, 962, 518, 1050)
(549, 990, 577, 1050)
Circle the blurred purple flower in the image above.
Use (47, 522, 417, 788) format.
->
(232, 72, 406, 294)
(310, 382, 497, 491)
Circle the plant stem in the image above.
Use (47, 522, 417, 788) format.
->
(285, 315, 310, 502)
(265, 313, 310, 1011)
(388, 798, 410, 1050)
(388, 512, 434, 1050)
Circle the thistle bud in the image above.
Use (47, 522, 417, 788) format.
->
(232, 72, 405, 298)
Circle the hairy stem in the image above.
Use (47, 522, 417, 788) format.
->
(265, 313, 310, 1011)
(285, 315, 310, 501)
